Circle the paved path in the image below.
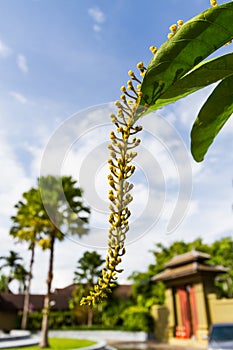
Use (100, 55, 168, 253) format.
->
(49, 330, 148, 343)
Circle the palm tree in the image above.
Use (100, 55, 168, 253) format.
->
(0, 274, 9, 292)
(73, 251, 105, 326)
(14, 264, 28, 293)
(23, 175, 90, 348)
(10, 187, 48, 330)
(0, 250, 23, 287)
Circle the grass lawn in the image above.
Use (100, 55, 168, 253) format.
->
(8, 338, 97, 349)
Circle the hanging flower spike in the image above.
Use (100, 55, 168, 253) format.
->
(80, 64, 144, 306)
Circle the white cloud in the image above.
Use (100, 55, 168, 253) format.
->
(93, 24, 101, 33)
(10, 91, 28, 104)
(0, 133, 33, 217)
(88, 7, 105, 23)
(0, 38, 12, 58)
(88, 7, 105, 32)
(17, 54, 28, 73)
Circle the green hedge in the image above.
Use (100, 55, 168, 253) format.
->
(17, 311, 76, 330)
(121, 306, 154, 332)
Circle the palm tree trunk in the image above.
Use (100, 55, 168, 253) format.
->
(39, 232, 55, 348)
(87, 308, 94, 326)
(21, 243, 35, 330)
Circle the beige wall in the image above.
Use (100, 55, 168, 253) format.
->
(151, 305, 169, 343)
(208, 293, 233, 323)
(194, 283, 209, 341)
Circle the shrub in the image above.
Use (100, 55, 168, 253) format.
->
(121, 306, 153, 332)
(17, 311, 76, 330)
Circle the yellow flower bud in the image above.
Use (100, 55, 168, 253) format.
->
(177, 19, 184, 27)
(169, 24, 177, 33)
(121, 85, 126, 92)
(210, 0, 217, 6)
(167, 33, 174, 39)
(128, 70, 134, 77)
(110, 131, 115, 139)
(137, 61, 144, 69)
(114, 100, 121, 107)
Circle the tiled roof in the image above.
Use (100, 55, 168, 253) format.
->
(152, 261, 228, 282)
(0, 284, 132, 312)
(152, 249, 228, 283)
(164, 250, 211, 268)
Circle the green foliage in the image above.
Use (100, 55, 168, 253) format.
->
(208, 236, 233, 298)
(73, 251, 105, 286)
(0, 250, 27, 291)
(10, 176, 90, 345)
(121, 306, 154, 332)
(70, 251, 105, 326)
(0, 274, 9, 292)
(39, 176, 90, 239)
(17, 311, 76, 330)
(191, 74, 233, 161)
(139, 2, 233, 161)
(129, 271, 165, 308)
(100, 290, 131, 328)
(147, 53, 233, 111)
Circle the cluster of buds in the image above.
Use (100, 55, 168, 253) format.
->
(167, 20, 184, 39)
(80, 65, 145, 306)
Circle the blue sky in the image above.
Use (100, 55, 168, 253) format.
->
(0, 0, 232, 293)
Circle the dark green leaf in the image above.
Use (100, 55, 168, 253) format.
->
(147, 52, 233, 111)
(139, 2, 233, 110)
(191, 75, 233, 162)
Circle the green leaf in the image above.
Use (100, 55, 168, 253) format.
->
(139, 2, 233, 110)
(191, 75, 233, 162)
(147, 52, 233, 111)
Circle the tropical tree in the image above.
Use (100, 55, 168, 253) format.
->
(129, 271, 165, 309)
(10, 187, 47, 330)
(208, 236, 233, 298)
(0, 250, 23, 288)
(37, 175, 90, 348)
(74, 251, 105, 286)
(72, 251, 105, 326)
(0, 274, 9, 292)
(14, 264, 29, 293)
